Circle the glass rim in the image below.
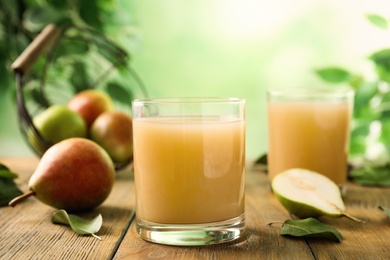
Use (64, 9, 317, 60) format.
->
(267, 87, 354, 98)
(132, 97, 245, 104)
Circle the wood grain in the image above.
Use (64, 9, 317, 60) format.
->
(309, 183, 390, 259)
(1, 158, 389, 260)
(113, 170, 314, 259)
(0, 157, 136, 260)
(114, 167, 390, 260)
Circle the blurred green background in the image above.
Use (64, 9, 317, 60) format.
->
(1, 0, 390, 163)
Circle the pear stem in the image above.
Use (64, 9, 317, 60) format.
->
(267, 221, 285, 227)
(8, 190, 36, 207)
(342, 212, 366, 223)
(92, 233, 102, 241)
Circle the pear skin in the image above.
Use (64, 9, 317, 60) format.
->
(89, 111, 133, 164)
(67, 89, 114, 128)
(271, 168, 364, 222)
(32, 105, 87, 144)
(9, 138, 115, 212)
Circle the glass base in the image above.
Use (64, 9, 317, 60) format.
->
(136, 214, 245, 246)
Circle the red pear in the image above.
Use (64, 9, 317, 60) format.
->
(9, 138, 115, 212)
(90, 111, 133, 164)
(67, 89, 114, 128)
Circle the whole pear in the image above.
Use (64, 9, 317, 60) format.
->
(90, 111, 133, 164)
(67, 89, 114, 128)
(31, 105, 87, 148)
(9, 138, 115, 212)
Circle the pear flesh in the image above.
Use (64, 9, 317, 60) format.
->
(271, 168, 364, 222)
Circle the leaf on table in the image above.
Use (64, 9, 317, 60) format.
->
(349, 164, 390, 186)
(379, 206, 390, 219)
(51, 209, 103, 240)
(272, 218, 343, 242)
(0, 163, 23, 207)
(253, 153, 268, 173)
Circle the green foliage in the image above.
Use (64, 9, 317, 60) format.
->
(379, 205, 390, 219)
(0, 0, 140, 103)
(0, 163, 22, 206)
(366, 13, 388, 30)
(316, 13, 390, 183)
(350, 164, 390, 186)
(105, 82, 134, 107)
(370, 49, 390, 83)
(315, 68, 350, 83)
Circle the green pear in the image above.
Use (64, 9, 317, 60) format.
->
(31, 105, 87, 147)
(89, 111, 133, 164)
(271, 168, 364, 222)
(9, 138, 115, 212)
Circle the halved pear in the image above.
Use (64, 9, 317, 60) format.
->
(271, 168, 364, 222)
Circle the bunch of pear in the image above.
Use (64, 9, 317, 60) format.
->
(31, 89, 134, 165)
(10, 89, 133, 212)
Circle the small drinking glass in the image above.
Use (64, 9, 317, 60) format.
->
(132, 97, 246, 246)
(267, 87, 354, 185)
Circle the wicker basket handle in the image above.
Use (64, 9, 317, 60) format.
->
(11, 24, 61, 75)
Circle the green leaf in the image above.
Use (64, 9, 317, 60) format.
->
(375, 65, 390, 84)
(0, 163, 23, 206)
(51, 209, 103, 240)
(370, 49, 390, 65)
(379, 91, 390, 119)
(353, 82, 378, 118)
(23, 6, 67, 32)
(349, 164, 390, 186)
(97, 44, 128, 66)
(279, 218, 343, 242)
(379, 206, 390, 218)
(69, 61, 91, 93)
(105, 82, 134, 106)
(348, 74, 364, 89)
(46, 0, 68, 10)
(315, 67, 350, 83)
(253, 153, 268, 172)
(379, 119, 390, 150)
(349, 122, 371, 155)
(255, 153, 267, 165)
(349, 140, 367, 156)
(366, 14, 388, 30)
(0, 169, 18, 179)
(55, 38, 90, 57)
(24, 80, 47, 108)
(78, 0, 103, 31)
(369, 49, 390, 83)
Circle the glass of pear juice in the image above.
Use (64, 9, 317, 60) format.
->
(132, 97, 246, 246)
(267, 87, 354, 185)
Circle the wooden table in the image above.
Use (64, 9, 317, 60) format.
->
(0, 157, 389, 259)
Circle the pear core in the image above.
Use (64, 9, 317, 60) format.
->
(271, 168, 345, 217)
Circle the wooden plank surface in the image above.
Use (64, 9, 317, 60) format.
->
(308, 183, 390, 259)
(114, 167, 390, 260)
(113, 169, 314, 259)
(1, 158, 390, 259)
(0, 157, 136, 260)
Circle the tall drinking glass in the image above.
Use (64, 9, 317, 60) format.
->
(267, 88, 354, 184)
(132, 97, 246, 246)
